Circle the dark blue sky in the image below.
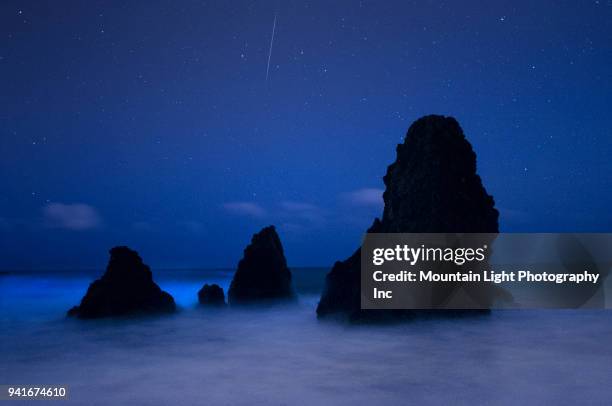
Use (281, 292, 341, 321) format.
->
(1, 0, 611, 270)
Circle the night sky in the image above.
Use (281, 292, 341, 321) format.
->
(1, 1, 611, 270)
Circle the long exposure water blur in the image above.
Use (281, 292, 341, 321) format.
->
(2, 269, 612, 405)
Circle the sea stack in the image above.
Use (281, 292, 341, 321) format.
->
(68, 246, 176, 318)
(316, 115, 499, 320)
(198, 284, 226, 307)
(228, 225, 295, 305)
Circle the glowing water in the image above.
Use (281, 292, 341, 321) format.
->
(1, 270, 611, 405)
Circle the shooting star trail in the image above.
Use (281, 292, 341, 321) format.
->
(265, 14, 277, 82)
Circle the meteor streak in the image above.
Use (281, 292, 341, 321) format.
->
(265, 14, 277, 82)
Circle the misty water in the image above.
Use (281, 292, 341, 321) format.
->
(2, 269, 612, 405)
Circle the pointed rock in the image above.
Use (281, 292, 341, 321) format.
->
(228, 226, 295, 305)
(317, 115, 499, 320)
(68, 246, 175, 318)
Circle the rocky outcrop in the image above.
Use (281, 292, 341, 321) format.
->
(228, 226, 295, 305)
(68, 246, 176, 318)
(317, 115, 500, 320)
(198, 284, 226, 306)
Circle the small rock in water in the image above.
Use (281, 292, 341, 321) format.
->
(198, 283, 226, 306)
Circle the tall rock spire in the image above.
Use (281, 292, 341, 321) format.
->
(317, 115, 499, 320)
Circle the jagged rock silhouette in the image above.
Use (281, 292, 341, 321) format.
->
(198, 283, 226, 306)
(317, 115, 499, 320)
(228, 226, 295, 305)
(68, 246, 176, 318)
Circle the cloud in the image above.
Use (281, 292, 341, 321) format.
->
(177, 220, 204, 233)
(223, 202, 266, 218)
(279, 201, 319, 212)
(279, 200, 326, 225)
(43, 203, 102, 230)
(343, 188, 384, 207)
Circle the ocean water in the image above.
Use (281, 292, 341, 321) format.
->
(1, 269, 612, 405)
